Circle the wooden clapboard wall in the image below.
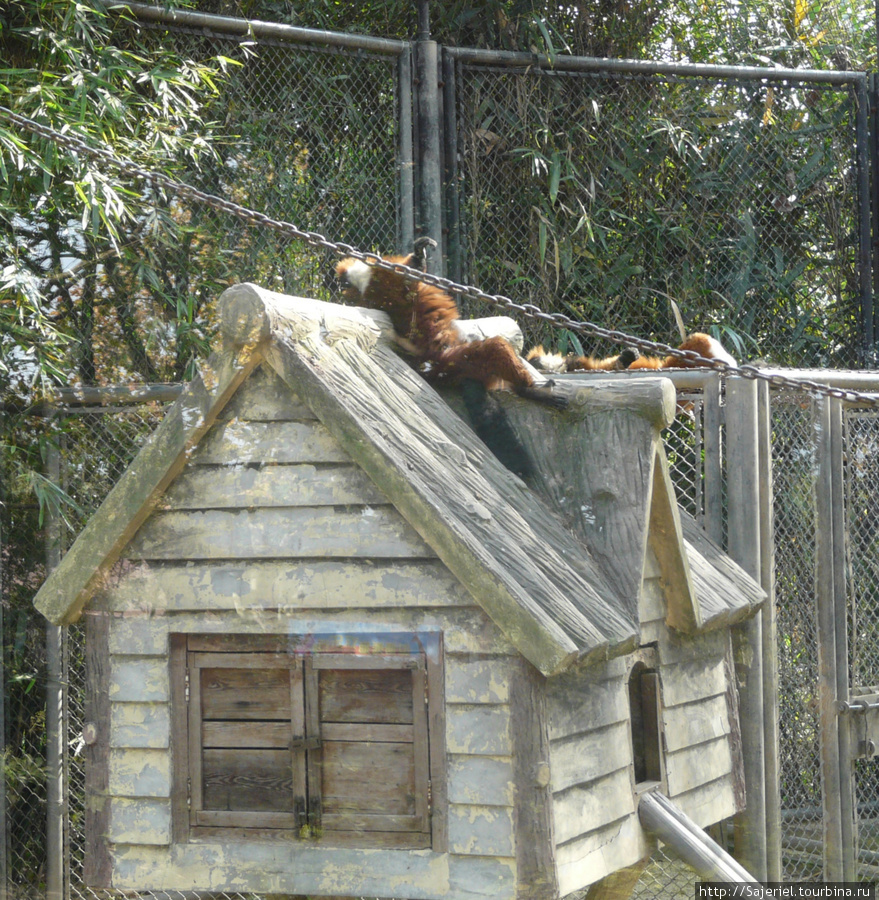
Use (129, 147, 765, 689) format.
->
(91, 364, 527, 898)
(640, 549, 745, 828)
(546, 546, 745, 897)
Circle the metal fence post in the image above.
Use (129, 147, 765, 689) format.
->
(414, 0, 444, 273)
(726, 376, 768, 880)
(831, 401, 855, 881)
(757, 380, 782, 881)
(44, 438, 65, 900)
(702, 372, 723, 546)
(398, 43, 415, 255)
(813, 395, 845, 881)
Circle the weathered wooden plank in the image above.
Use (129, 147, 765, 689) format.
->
(321, 722, 412, 743)
(550, 721, 631, 792)
(546, 669, 628, 740)
(85, 611, 111, 887)
(195, 808, 300, 829)
(448, 755, 515, 807)
(110, 703, 169, 749)
(665, 736, 733, 797)
(658, 626, 729, 667)
(97, 559, 466, 614)
(161, 462, 386, 510)
(168, 634, 189, 844)
(108, 748, 171, 798)
(203, 748, 297, 812)
(196, 665, 293, 720)
(447, 856, 516, 900)
(448, 804, 514, 857)
(218, 362, 314, 422)
(655, 655, 728, 708)
(426, 640, 449, 854)
(34, 347, 264, 625)
(110, 657, 169, 703)
(555, 814, 652, 898)
(446, 705, 511, 756)
(192, 420, 352, 465)
(109, 840, 457, 897)
(321, 811, 424, 834)
(510, 657, 557, 900)
(125, 506, 435, 561)
(323, 736, 418, 816)
(445, 657, 511, 704)
(202, 721, 291, 748)
(106, 608, 515, 658)
(107, 797, 171, 845)
(663, 695, 731, 753)
(647, 443, 701, 633)
(552, 768, 636, 845)
(320, 668, 413, 724)
(672, 775, 740, 828)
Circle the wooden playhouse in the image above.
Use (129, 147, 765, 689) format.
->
(34, 283, 765, 899)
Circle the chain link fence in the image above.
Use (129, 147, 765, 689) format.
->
(771, 393, 825, 882)
(451, 61, 867, 368)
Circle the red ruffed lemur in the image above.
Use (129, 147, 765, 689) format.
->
(335, 253, 538, 391)
(336, 251, 548, 478)
(335, 251, 735, 478)
(526, 332, 736, 374)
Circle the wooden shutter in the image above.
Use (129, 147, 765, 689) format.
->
(188, 651, 308, 829)
(310, 654, 431, 846)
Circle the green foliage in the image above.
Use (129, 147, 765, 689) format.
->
(458, 68, 861, 365)
(0, 0, 235, 398)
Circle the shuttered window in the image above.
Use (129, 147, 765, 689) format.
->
(171, 634, 442, 849)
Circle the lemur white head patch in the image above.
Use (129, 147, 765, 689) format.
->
(343, 260, 373, 296)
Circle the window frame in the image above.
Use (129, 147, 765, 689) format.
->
(170, 632, 446, 850)
(626, 646, 666, 795)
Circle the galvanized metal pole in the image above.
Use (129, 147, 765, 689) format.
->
(414, 0, 444, 274)
(813, 395, 844, 881)
(398, 44, 415, 254)
(757, 380, 782, 881)
(854, 79, 873, 362)
(44, 439, 65, 900)
(830, 399, 856, 880)
(726, 377, 768, 880)
(442, 48, 462, 284)
(702, 373, 723, 546)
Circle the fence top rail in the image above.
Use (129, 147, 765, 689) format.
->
(447, 45, 866, 87)
(110, 0, 409, 56)
(20, 368, 879, 412)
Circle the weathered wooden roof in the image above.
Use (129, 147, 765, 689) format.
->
(33, 283, 763, 675)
